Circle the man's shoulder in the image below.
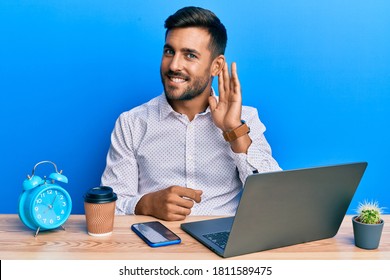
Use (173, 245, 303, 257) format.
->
(241, 104, 259, 116)
(119, 95, 162, 120)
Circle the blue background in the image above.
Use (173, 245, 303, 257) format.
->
(1, 0, 389, 215)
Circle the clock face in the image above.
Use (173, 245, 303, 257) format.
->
(31, 185, 72, 229)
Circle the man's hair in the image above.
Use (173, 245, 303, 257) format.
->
(164, 6, 227, 58)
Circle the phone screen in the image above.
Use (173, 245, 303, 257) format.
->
(131, 221, 181, 247)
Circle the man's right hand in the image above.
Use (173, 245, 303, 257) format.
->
(135, 186, 202, 221)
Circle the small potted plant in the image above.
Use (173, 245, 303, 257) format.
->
(352, 200, 385, 249)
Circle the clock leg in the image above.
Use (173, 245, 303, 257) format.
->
(34, 227, 41, 237)
(61, 225, 66, 231)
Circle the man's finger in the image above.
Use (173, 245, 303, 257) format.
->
(170, 186, 202, 203)
(218, 65, 226, 103)
(227, 63, 242, 116)
(231, 62, 241, 95)
(208, 95, 217, 112)
(222, 62, 231, 95)
(164, 212, 188, 221)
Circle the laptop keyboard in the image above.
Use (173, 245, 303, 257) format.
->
(203, 231, 230, 249)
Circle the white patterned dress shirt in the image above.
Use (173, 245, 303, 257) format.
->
(101, 91, 281, 216)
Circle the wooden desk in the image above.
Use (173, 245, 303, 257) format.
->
(0, 214, 389, 260)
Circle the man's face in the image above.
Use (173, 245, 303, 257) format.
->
(160, 27, 214, 101)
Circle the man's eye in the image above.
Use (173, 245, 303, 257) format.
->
(186, 53, 197, 59)
(164, 49, 174, 56)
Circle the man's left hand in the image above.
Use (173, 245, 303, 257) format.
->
(209, 62, 242, 131)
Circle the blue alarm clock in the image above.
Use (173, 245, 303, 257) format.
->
(18, 161, 72, 236)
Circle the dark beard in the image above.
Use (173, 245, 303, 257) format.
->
(161, 70, 210, 101)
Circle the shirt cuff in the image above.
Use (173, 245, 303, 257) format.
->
(116, 194, 143, 215)
(230, 148, 257, 184)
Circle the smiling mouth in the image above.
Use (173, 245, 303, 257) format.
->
(169, 77, 187, 83)
(167, 72, 189, 84)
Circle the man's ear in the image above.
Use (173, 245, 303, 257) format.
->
(211, 55, 225, 77)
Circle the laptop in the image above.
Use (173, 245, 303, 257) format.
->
(181, 162, 367, 258)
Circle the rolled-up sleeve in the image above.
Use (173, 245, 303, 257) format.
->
(101, 112, 141, 215)
(231, 107, 281, 184)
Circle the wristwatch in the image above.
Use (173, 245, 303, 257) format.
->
(222, 120, 250, 142)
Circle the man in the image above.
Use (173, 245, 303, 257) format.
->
(101, 6, 280, 221)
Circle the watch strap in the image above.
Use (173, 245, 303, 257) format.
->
(223, 121, 250, 142)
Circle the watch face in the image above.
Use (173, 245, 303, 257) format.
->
(31, 185, 72, 229)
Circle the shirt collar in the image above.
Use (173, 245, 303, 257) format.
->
(158, 88, 217, 121)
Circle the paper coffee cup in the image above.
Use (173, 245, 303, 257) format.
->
(84, 186, 117, 236)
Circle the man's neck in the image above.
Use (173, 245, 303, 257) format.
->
(168, 89, 212, 121)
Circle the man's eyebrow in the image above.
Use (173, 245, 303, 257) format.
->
(163, 44, 201, 56)
(163, 43, 173, 49)
(182, 48, 201, 56)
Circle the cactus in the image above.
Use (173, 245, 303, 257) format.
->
(356, 200, 384, 224)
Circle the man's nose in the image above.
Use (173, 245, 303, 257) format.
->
(168, 54, 183, 72)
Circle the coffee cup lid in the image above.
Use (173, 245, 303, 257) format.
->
(84, 186, 117, 204)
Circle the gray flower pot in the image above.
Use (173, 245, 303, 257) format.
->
(352, 216, 384, 250)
